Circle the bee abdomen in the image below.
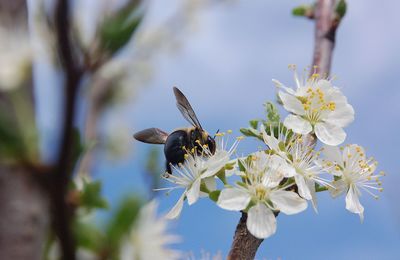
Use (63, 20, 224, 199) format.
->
(164, 130, 190, 171)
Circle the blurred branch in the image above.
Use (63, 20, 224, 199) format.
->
(51, 0, 84, 259)
(311, 0, 345, 75)
(228, 1, 346, 258)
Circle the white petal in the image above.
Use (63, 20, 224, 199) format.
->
(325, 104, 355, 128)
(307, 180, 318, 213)
(273, 79, 296, 95)
(278, 91, 305, 115)
(270, 190, 308, 215)
(323, 145, 344, 166)
(203, 176, 216, 192)
(345, 185, 364, 222)
(217, 188, 251, 211)
(165, 193, 185, 219)
(262, 130, 279, 151)
(284, 115, 312, 135)
(186, 178, 201, 205)
(295, 175, 312, 200)
(315, 122, 346, 146)
(329, 179, 347, 198)
(247, 203, 277, 239)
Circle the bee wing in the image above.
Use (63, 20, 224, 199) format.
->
(173, 87, 203, 130)
(133, 128, 169, 144)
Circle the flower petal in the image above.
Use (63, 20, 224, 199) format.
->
(278, 91, 305, 115)
(284, 115, 312, 135)
(315, 122, 346, 146)
(273, 79, 296, 95)
(295, 175, 312, 200)
(328, 179, 347, 198)
(270, 190, 308, 215)
(323, 145, 344, 167)
(203, 176, 216, 192)
(247, 203, 277, 239)
(217, 188, 251, 211)
(325, 104, 355, 128)
(186, 178, 200, 205)
(345, 185, 364, 222)
(165, 192, 186, 219)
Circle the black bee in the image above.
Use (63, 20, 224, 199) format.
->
(133, 87, 216, 174)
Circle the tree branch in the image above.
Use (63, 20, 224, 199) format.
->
(227, 1, 344, 259)
(227, 213, 264, 260)
(51, 0, 83, 259)
(312, 0, 340, 76)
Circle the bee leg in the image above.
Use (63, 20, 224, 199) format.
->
(164, 161, 172, 177)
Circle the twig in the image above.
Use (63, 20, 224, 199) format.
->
(227, 1, 344, 259)
(52, 0, 83, 259)
(312, 0, 339, 76)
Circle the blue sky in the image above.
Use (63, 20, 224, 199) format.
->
(33, 0, 400, 259)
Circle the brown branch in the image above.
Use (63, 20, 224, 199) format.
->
(227, 213, 264, 260)
(312, 0, 340, 76)
(228, 1, 344, 259)
(51, 0, 83, 259)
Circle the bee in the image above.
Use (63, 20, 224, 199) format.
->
(133, 87, 216, 175)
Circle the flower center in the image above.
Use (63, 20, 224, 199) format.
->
(299, 86, 336, 125)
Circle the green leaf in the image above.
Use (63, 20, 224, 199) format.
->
(81, 181, 109, 210)
(239, 128, 262, 141)
(249, 119, 259, 129)
(74, 220, 104, 251)
(335, 0, 347, 19)
(106, 197, 142, 254)
(0, 109, 25, 160)
(292, 5, 307, 16)
(264, 102, 280, 123)
(209, 190, 221, 202)
(100, 3, 143, 54)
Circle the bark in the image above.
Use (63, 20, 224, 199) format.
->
(312, 0, 337, 76)
(227, 213, 264, 260)
(0, 165, 49, 260)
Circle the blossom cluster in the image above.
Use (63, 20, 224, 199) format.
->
(160, 69, 385, 240)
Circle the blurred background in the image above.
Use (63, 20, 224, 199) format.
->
(1, 0, 399, 259)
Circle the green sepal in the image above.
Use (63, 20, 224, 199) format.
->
(315, 183, 328, 192)
(209, 190, 221, 202)
(216, 169, 227, 185)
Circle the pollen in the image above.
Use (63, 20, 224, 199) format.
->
(184, 154, 189, 159)
(227, 129, 233, 134)
(335, 165, 340, 171)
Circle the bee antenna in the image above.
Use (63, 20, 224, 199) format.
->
(213, 129, 220, 139)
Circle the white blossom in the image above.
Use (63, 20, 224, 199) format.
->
(274, 69, 354, 146)
(217, 152, 307, 239)
(163, 133, 241, 219)
(121, 200, 181, 260)
(320, 144, 384, 221)
(0, 26, 32, 91)
(261, 126, 330, 210)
